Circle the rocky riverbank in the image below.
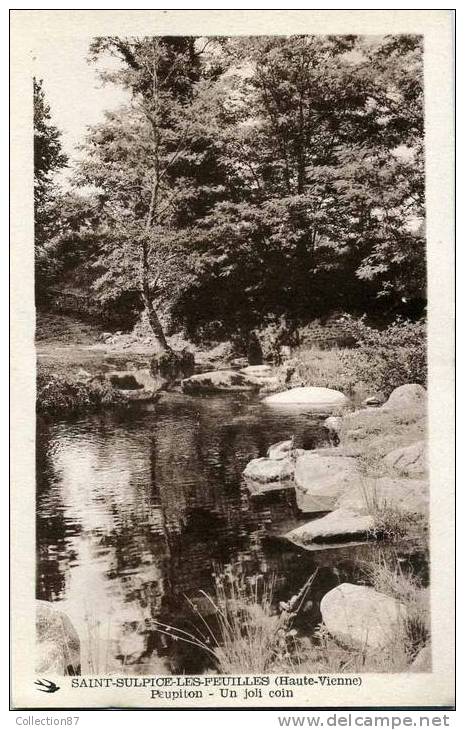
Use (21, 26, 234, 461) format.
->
(241, 381, 430, 671)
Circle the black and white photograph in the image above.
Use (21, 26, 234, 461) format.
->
(10, 9, 455, 711)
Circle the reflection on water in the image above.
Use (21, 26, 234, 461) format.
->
(36, 392, 426, 674)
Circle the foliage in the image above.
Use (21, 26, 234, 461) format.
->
(337, 315, 427, 395)
(37, 373, 126, 416)
(33, 78, 68, 301)
(40, 35, 426, 339)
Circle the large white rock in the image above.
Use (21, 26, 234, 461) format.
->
(383, 441, 427, 476)
(263, 386, 348, 408)
(36, 600, 81, 675)
(294, 452, 360, 513)
(285, 509, 375, 548)
(336, 477, 429, 516)
(383, 384, 427, 410)
(243, 452, 303, 483)
(320, 583, 407, 650)
(181, 369, 261, 393)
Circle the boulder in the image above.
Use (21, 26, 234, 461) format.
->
(294, 452, 360, 513)
(240, 364, 274, 379)
(285, 509, 375, 547)
(336, 477, 429, 516)
(267, 439, 294, 460)
(240, 364, 281, 391)
(320, 583, 407, 650)
(182, 369, 262, 394)
(383, 441, 427, 476)
(36, 600, 81, 675)
(243, 453, 303, 483)
(263, 386, 349, 409)
(383, 384, 427, 410)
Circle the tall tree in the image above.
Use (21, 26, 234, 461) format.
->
(174, 35, 425, 335)
(75, 36, 222, 352)
(33, 78, 67, 301)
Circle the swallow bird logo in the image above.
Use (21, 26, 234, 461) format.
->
(35, 678, 60, 693)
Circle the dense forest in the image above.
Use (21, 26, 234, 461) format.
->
(34, 34, 426, 347)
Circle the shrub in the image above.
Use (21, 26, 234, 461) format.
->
(338, 316, 427, 396)
(37, 373, 126, 416)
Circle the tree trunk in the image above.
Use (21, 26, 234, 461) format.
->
(140, 236, 171, 353)
(142, 289, 171, 353)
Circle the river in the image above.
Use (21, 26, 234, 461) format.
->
(36, 392, 426, 675)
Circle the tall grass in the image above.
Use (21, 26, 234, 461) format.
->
(152, 565, 317, 674)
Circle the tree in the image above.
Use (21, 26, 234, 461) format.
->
(33, 78, 68, 301)
(172, 34, 425, 335)
(75, 36, 223, 352)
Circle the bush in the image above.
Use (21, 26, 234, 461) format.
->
(338, 316, 427, 396)
(37, 373, 126, 416)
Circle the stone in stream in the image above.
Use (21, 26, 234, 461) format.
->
(294, 452, 360, 513)
(36, 600, 81, 675)
(262, 386, 348, 409)
(243, 452, 304, 484)
(320, 583, 407, 650)
(240, 365, 281, 391)
(382, 383, 427, 410)
(284, 509, 375, 547)
(181, 369, 262, 394)
(336, 476, 429, 516)
(382, 440, 427, 477)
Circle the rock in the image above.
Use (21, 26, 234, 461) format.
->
(107, 368, 157, 398)
(324, 416, 343, 445)
(383, 441, 427, 476)
(240, 364, 281, 391)
(285, 509, 375, 547)
(324, 416, 343, 434)
(336, 477, 429, 516)
(100, 332, 112, 342)
(320, 583, 407, 650)
(409, 644, 432, 672)
(294, 452, 360, 513)
(267, 439, 294, 460)
(151, 349, 195, 389)
(230, 357, 248, 369)
(383, 384, 427, 410)
(243, 453, 303, 483)
(263, 386, 349, 409)
(182, 369, 261, 394)
(364, 395, 385, 407)
(76, 368, 92, 382)
(36, 600, 81, 675)
(240, 365, 274, 379)
(244, 478, 296, 496)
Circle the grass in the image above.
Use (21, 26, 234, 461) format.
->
(152, 565, 318, 674)
(289, 345, 367, 401)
